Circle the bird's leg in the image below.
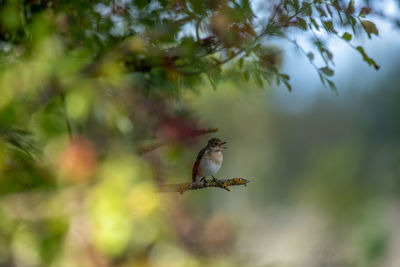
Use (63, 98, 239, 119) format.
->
(211, 175, 218, 182)
(200, 177, 207, 183)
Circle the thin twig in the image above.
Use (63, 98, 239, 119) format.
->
(158, 178, 250, 194)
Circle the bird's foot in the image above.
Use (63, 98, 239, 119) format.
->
(211, 176, 218, 183)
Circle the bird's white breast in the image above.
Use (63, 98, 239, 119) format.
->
(199, 151, 222, 176)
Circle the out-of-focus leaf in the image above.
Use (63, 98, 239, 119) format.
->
(361, 20, 379, 37)
(356, 46, 380, 70)
(300, 2, 312, 16)
(279, 73, 291, 92)
(342, 32, 352, 41)
(316, 6, 327, 17)
(310, 17, 320, 30)
(318, 72, 326, 85)
(207, 68, 222, 90)
(243, 70, 250, 81)
(359, 7, 372, 17)
(347, 0, 355, 14)
(347, 14, 357, 32)
(307, 52, 314, 61)
(238, 57, 244, 69)
(39, 218, 69, 265)
(297, 17, 308, 31)
(283, 80, 292, 92)
(319, 67, 334, 77)
(326, 79, 338, 95)
(322, 20, 336, 33)
(293, 0, 299, 11)
(325, 3, 333, 17)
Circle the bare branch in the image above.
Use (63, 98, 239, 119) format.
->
(157, 178, 250, 194)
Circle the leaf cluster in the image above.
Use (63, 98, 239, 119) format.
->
(0, 0, 385, 94)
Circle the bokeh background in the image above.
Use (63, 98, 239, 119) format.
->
(0, 0, 399, 266)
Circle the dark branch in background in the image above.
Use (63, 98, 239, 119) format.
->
(158, 178, 250, 194)
(137, 127, 219, 155)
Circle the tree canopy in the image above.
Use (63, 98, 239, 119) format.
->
(1, 0, 382, 96)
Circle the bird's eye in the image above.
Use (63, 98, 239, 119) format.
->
(213, 142, 218, 145)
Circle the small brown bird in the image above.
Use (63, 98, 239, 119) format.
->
(192, 138, 227, 183)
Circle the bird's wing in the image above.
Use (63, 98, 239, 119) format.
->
(192, 147, 206, 182)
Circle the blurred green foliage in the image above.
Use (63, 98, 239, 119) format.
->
(0, 0, 398, 266)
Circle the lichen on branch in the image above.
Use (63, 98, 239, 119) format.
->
(157, 178, 250, 194)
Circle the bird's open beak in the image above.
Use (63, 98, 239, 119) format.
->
(221, 141, 227, 149)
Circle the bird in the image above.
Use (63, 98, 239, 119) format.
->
(192, 137, 227, 183)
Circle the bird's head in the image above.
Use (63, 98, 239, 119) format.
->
(207, 138, 227, 152)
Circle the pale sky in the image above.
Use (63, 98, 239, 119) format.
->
(270, 1, 400, 113)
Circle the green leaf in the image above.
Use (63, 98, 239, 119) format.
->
(322, 20, 336, 33)
(238, 57, 244, 69)
(207, 68, 221, 90)
(347, 14, 357, 33)
(243, 70, 249, 81)
(325, 4, 333, 17)
(255, 76, 263, 87)
(342, 32, 352, 41)
(283, 80, 292, 92)
(359, 7, 372, 17)
(292, 0, 300, 11)
(307, 52, 314, 61)
(318, 72, 326, 85)
(252, 69, 264, 87)
(356, 46, 380, 70)
(326, 50, 333, 61)
(300, 2, 312, 16)
(279, 73, 290, 81)
(326, 79, 338, 95)
(316, 6, 327, 17)
(310, 18, 319, 30)
(347, 0, 355, 14)
(297, 17, 308, 31)
(361, 20, 379, 37)
(279, 73, 291, 92)
(319, 67, 334, 77)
